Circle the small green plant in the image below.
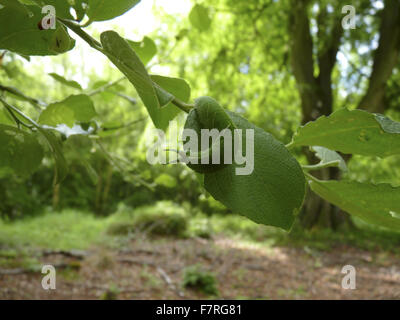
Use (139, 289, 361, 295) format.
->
(106, 201, 188, 237)
(133, 201, 188, 237)
(99, 285, 120, 300)
(140, 267, 162, 289)
(189, 218, 213, 239)
(182, 265, 219, 296)
(106, 221, 136, 236)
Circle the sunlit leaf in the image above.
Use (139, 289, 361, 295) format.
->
(49, 73, 82, 90)
(189, 4, 211, 31)
(39, 94, 96, 127)
(127, 36, 157, 65)
(101, 31, 179, 130)
(155, 173, 177, 188)
(291, 109, 400, 158)
(87, 0, 140, 21)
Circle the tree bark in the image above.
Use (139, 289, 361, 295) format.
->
(289, 0, 351, 229)
(358, 0, 400, 113)
(289, 0, 400, 230)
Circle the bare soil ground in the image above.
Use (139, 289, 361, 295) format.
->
(0, 236, 399, 300)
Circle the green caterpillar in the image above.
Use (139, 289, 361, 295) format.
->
(183, 96, 236, 173)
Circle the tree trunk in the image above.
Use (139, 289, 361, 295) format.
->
(288, 0, 352, 229)
(288, 0, 400, 230)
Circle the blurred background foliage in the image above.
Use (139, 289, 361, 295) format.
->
(0, 0, 399, 236)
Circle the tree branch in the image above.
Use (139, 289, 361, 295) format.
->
(358, 0, 400, 113)
(316, 4, 344, 115)
(288, 0, 319, 123)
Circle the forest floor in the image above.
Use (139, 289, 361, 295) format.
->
(1, 234, 399, 300)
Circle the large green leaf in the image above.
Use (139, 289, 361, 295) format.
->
(149, 75, 190, 129)
(0, 124, 44, 177)
(0, 4, 75, 55)
(49, 73, 82, 90)
(39, 94, 96, 127)
(73, 0, 87, 22)
(308, 177, 400, 231)
(127, 36, 157, 66)
(31, 0, 74, 19)
(100, 31, 178, 130)
(291, 109, 400, 158)
(0, 108, 14, 125)
(189, 4, 211, 31)
(87, 0, 140, 21)
(204, 111, 306, 230)
(151, 75, 191, 105)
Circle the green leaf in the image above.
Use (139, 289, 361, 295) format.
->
(0, 4, 75, 56)
(38, 128, 68, 184)
(375, 113, 400, 133)
(87, 0, 140, 21)
(73, 0, 87, 22)
(0, 108, 14, 125)
(150, 75, 190, 129)
(39, 94, 96, 127)
(0, 124, 44, 177)
(101, 31, 178, 130)
(151, 75, 191, 105)
(155, 173, 177, 188)
(49, 73, 82, 90)
(152, 76, 190, 105)
(127, 36, 157, 66)
(308, 177, 400, 231)
(311, 146, 347, 172)
(204, 111, 306, 230)
(291, 109, 400, 158)
(189, 4, 211, 31)
(33, 0, 74, 19)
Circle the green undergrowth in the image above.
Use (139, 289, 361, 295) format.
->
(1, 203, 400, 256)
(0, 209, 110, 250)
(275, 219, 400, 253)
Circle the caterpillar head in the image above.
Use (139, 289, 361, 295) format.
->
(183, 96, 235, 173)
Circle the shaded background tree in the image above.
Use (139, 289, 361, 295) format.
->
(160, 0, 400, 229)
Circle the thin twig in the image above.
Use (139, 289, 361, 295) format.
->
(87, 77, 126, 97)
(0, 84, 45, 110)
(302, 160, 341, 171)
(156, 267, 185, 298)
(60, 18, 194, 114)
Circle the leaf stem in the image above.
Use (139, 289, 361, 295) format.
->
(96, 141, 155, 190)
(0, 98, 38, 129)
(87, 77, 126, 96)
(58, 18, 103, 52)
(171, 97, 194, 113)
(102, 117, 148, 131)
(285, 141, 294, 150)
(301, 160, 340, 172)
(0, 84, 44, 110)
(304, 171, 318, 182)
